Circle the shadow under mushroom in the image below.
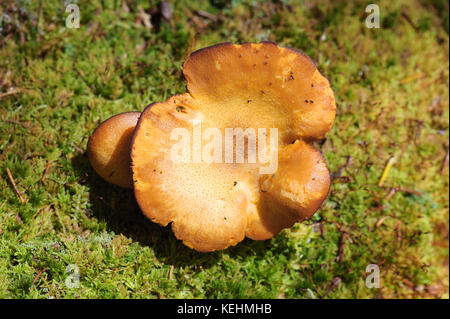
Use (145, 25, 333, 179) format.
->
(71, 152, 283, 268)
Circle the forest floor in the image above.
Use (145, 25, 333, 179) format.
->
(0, 0, 448, 298)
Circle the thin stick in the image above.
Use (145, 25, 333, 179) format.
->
(396, 187, 422, 197)
(331, 155, 353, 180)
(385, 187, 422, 201)
(378, 156, 395, 187)
(0, 119, 31, 129)
(385, 188, 397, 201)
(322, 277, 342, 299)
(31, 268, 48, 289)
(194, 10, 218, 22)
(338, 233, 348, 262)
(41, 162, 52, 182)
(169, 264, 174, 280)
(376, 216, 387, 228)
(399, 73, 423, 84)
(0, 89, 21, 100)
(396, 221, 402, 241)
(6, 168, 25, 203)
(15, 213, 23, 224)
(441, 149, 449, 175)
(401, 11, 420, 32)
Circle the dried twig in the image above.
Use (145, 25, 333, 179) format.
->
(0, 88, 21, 100)
(15, 213, 23, 224)
(401, 11, 420, 32)
(319, 222, 325, 237)
(378, 156, 395, 187)
(396, 221, 402, 241)
(322, 277, 342, 299)
(428, 96, 440, 112)
(194, 10, 218, 22)
(69, 142, 84, 154)
(399, 73, 423, 84)
(441, 149, 449, 175)
(0, 118, 32, 129)
(192, 15, 207, 28)
(41, 162, 52, 182)
(331, 155, 353, 180)
(385, 187, 422, 201)
(169, 264, 174, 280)
(396, 187, 422, 197)
(31, 268, 48, 289)
(337, 233, 348, 262)
(385, 188, 397, 201)
(402, 278, 415, 289)
(376, 216, 387, 228)
(137, 5, 152, 28)
(6, 168, 25, 203)
(160, 1, 172, 21)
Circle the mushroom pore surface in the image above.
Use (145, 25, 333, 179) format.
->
(131, 42, 336, 252)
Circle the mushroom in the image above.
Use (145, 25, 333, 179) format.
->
(87, 112, 140, 188)
(131, 42, 336, 252)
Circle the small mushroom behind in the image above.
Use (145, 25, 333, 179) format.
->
(87, 112, 140, 188)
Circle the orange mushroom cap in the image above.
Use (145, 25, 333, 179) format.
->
(131, 42, 336, 252)
(87, 112, 140, 188)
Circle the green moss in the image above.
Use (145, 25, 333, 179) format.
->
(0, 0, 448, 299)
